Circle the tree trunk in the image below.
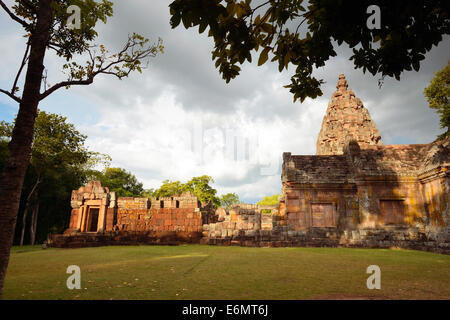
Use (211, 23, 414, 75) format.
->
(19, 177, 40, 246)
(29, 196, 39, 246)
(19, 206, 29, 247)
(0, 0, 52, 298)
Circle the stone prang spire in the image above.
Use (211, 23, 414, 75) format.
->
(316, 74, 382, 155)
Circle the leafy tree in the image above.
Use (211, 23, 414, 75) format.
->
(21, 110, 103, 245)
(0, 0, 163, 297)
(91, 167, 144, 197)
(152, 175, 221, 208)
(183, 175, 221, 208)
(141, 188, 155, 198)
(169, 0, 450, 102)
(424, 60, 450, 138)
(153, 180, 185, 198)
(1, 111, 109, 246)
(220, 192, 240, 209)
(257, 194, 280, 206)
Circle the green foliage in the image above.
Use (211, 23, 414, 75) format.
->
(220, 192, 240, 209)
(424, 60, 450, 138)
(32, 111, 92, 172)
(5, 1, 163, 100)
(90, 167, 144, 197)
(257, 194, 280, 206)
(26, 110, 109, 214)
(0, 110, 109, 243)
(153, 175, 221, 208)
(59, 33, 163, 89)
(141, 188, 155, 198)
(153, 180, 185, 198)
(183, 175, 221, 208)
(0, 121, 13, 173)
(13, 0, 114, 61)
(169, 0, 450, 102)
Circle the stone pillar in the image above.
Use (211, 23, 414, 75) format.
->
(97, 202, 107, 232)
(80, 204, 88, 232)
(76, 206, 84, 231)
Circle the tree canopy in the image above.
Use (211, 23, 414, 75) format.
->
(220, 192, 240, 209)
(0, 110, 109, 245)
(257, 194, 280, 206)
(424, 60, 450, 138)
(153, 175, 221, 208)
(169, 0, 450, 102)
(153, 180, 185, 198)
(90, 167, 144, 197)
(1, 0, 164, 102)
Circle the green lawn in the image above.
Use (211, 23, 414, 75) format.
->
(3, 245, 450, 300)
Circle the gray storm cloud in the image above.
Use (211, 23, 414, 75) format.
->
(0, 0, 448, 202)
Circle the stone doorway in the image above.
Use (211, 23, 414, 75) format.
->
(87, 207, 100, 232)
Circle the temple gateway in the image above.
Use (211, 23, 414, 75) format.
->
(48, 74, 449, 253)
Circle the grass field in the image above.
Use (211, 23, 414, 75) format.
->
(3, 245, 450, 300)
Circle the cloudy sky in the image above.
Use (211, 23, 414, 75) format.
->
(0, 1, 449, 203)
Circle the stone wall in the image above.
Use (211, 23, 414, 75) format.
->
(51, 184, 216, 248)
(340, 226, 450, 253)
(114, 195, 215, 233)
(201, 203, 449, 253)
(116, 207, 204, 233)
(201, 225, 449, 254)
(202, 204, 277, 239)
(48, 231, 203, 248)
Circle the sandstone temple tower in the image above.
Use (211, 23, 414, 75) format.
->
(279, 73, 449, 251)
(316, 74, 382, 155)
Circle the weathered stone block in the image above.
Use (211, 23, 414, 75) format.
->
(245, 230, 256, 237)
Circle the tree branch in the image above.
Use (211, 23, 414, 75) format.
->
(11, 40, 31, 94)
(294, 10, 315, 37)
(0, 0, 30, 28)
(40, 35, 162, 101)
(249, 0, 271, 24)
(26, 174, 41, 205)
(0, 89, 22, 103)
(39, 78, 94, 101)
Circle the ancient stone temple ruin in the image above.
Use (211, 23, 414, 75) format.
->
(49, 74, 449, 253)
(50, 181, 216, 247)
(277, 74, 449, 251)
(316, 74, 383, 155)
(202, 74, 449, 253)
